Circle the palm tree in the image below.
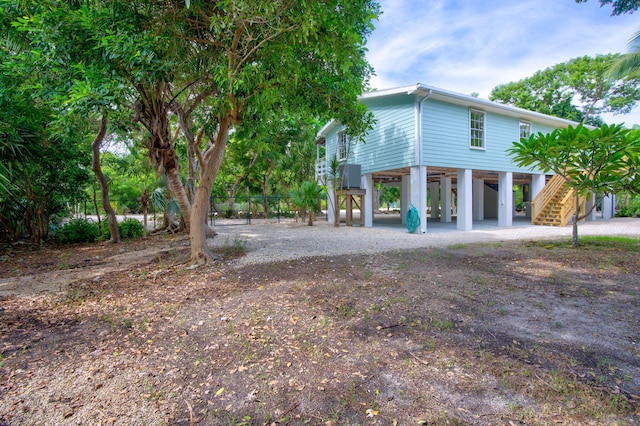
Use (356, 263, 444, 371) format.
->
(290, 181, 324, 226)
(607, 30, 640, 79)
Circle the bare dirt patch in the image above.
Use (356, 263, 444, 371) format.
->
(1, 233, 639, 425)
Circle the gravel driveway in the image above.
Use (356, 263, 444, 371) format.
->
(210, 215, 640, 265)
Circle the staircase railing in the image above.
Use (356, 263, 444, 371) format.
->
(530, 174, 565, 220)
(558, 190, 587, 227)
(531, 174, 587, 227)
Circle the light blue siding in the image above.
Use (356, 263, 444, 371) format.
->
(323, 89, 571, 177)
(326, 96, 416, 174)
(422, 99, 546, 173)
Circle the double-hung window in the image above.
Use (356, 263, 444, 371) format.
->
(337, 131, 348, 161)
(469, 109, 485, 149)
(519, 121, 532, 140)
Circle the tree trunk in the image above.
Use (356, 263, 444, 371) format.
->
(572, 192, 580, 248)
(333, 190, 340, 227)
(92, 116, 121, 243)
(165, 165, 192, 231)
(190, 118, 231, 264)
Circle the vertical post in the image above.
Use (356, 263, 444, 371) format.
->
(586, 192, 597, 221)
(327, 179, 335, 225)
(457, 169, 473, 231)
(247, 196, 251, 225)
(530, 174, 546, 221)
(472, 178, 484, 221)
(440, 176, 452, 223)
(429, 183, 440, 220)
(363, 174, 374, 228)
(401, 175, 410, 225)
(410, 166, 427, 233)
(498, 172, 513, 227)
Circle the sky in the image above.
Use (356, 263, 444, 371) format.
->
(365, 0, 640, 126)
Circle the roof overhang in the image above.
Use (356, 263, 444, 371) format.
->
(361, 83, 580, 129)
(317, 83, 581, 139)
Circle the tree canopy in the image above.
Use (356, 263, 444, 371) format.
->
(3, 0, 379, 262)
(490, 54, 640, 126)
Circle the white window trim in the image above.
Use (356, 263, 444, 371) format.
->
(337, 130, 348, 161)
(519, 120, 532, 140)
(469, 109, 485, 150)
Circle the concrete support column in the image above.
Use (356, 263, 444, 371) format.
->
(363, 174, 374, 228)
(440, 176, 452, 223)
(531, 174, 545, 201)
(586, 192, 597, 222)
(401, 175, 410, 225)
(410, 166, 427, 233)
(429, 183, 440, 219)
(327, 180, 336, 225)
(602, 194, 615, 219)
(498, 172, 513, 227)
(457, 169, 473, 231)
(472, 178, 484, 221)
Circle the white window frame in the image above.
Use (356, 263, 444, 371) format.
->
(519, 120, 532, 140)
(337, 130, 348, 161)
(469, 109, 485, 150)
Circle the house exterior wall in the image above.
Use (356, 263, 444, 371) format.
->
(422, 99, 547, 173)
(325, 96, 416, 175)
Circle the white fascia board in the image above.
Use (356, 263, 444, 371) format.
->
(360, 83, 580, 128)
(316, 119, 339, 140)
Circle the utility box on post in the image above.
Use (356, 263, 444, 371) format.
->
(337, 164, 361, 189)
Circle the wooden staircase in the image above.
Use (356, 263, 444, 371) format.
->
(530, 174, 586, 227)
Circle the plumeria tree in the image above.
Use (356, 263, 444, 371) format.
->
(508, 123, 640, 247)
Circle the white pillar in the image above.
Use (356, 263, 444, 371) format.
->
(441, 176, 452, 223)
(498, 172, 513, 227)
(363, 174, 374, 227)
(327, 180, 336, 225)
(602, 194, 614, 219)
(531, 174, 545, 201)
(401, 175, 410, 225)
(429, 183, 440, 219)
(472, 178, 484, 221)
(410, 166, 427, 233)
(457, 169, 473, 231)
(586, 192, 597, 222)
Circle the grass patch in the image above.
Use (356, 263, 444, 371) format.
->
(527, 236, 640, 251)
(578, 235, 640, 250)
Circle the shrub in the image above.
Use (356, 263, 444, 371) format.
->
(56, 219, 100, 243)
(119, 218, 144, 239)
(101, 218, 145, 240)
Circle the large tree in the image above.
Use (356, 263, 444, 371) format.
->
(9, 0, 378, 263)
(178, 1, 377, 263)
(508, 123, 640, 247)
(0, 34, 93, 243)
(490, 54, 640, 125)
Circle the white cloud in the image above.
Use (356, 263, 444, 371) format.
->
(366, 0, 640, 125)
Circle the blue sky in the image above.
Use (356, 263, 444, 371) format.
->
(365, 0, 640, 125)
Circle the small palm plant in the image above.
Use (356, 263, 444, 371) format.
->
(290, 181, 324, 226)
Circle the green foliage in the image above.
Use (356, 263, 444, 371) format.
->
(100, 218, 144, 240)
(118, 218, 144, 239)
(508, 123, 640, 246)
(490, 54, 640, 125)
(290, 181, 324, 225)
(56, 219, 100, 244)
(616, 196, 640, 217)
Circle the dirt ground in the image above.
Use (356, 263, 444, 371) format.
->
(1, 230, 639, 425)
